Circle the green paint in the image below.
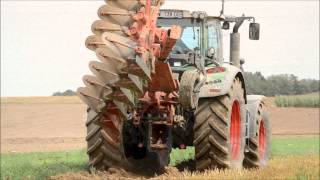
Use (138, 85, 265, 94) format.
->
(207, 72, 226, 82)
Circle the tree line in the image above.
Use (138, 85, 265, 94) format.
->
(52, 72, 319, 97)
(52, 89, 76, 96)
(244, 72, 319, 96)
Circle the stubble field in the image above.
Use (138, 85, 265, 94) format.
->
(1, 96, 319, 179)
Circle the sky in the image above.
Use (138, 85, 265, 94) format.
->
(1, 0, 319, 97)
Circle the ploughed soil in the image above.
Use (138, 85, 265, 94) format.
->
(1, 96, 319, 153)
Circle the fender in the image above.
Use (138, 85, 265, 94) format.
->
(246, 95, 266, 138)
(199, 63, 247, 103)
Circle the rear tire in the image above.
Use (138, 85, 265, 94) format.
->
(86, 109, 170, 174)
(244, 102, 271, 168)
(86, 109, 127, 171)
(194, 77, 246, 170)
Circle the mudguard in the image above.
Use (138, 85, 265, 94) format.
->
(199, 63, 246, 102)
(246, 95, 266, 138)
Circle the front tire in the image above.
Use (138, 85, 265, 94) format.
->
(194, 77, 246, 170)
(244, 102, 271, 168)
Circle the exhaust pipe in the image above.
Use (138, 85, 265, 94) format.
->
(226, 15, 258, 69)
(230, 33, 240, 68)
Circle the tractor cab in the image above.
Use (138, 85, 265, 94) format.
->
(157, 10, 224, 72)
(157, 9, 260, 74)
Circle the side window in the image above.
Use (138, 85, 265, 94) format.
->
(208, 25, 219, 49)
(180, 26, 201, 50)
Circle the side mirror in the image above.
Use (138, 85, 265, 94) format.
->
(222, 21, 230, 30)
(240, 58, 245, 65)
(207, 47, 215, 58)
(249, 23, 260, 40)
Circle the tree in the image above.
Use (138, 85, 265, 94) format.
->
(244, 72, 319, 96)
(52, 89, 76, 96)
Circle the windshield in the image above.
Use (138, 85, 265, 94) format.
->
(157, 19, 221, 67)
(160, 25, 201, 54)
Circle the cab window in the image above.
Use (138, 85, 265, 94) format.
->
(208, 25, 219, 49)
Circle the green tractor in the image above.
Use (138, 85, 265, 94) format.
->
(158, 9, 271, 170)
(78, 0, 271, 173)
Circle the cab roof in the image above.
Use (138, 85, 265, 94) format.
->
(159, 9, 224, 21)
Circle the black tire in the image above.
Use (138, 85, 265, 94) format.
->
(122, 121, 171, 174)
(179, 70, 201, 110)
(194, 77, 246, 170)
(244, 102, 271, 168)
(86, 109, 128, 171)
(172, 111, 194, 148)
(86, 109, 170, 174)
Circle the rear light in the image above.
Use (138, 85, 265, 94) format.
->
(206, 67, 225, 74)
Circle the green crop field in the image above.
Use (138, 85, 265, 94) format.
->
(0, 150, 87, 180)
(275, 93, 320, 108)
(1, 136, 319, 180)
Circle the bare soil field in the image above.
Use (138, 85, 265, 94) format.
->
(1, 97, 86, 153)
(1, 96, 319, 153)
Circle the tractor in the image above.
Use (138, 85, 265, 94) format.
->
(77, 0, 271, 173)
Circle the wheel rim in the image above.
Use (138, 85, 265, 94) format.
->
(259, 120, 266, 159)
(230, 100, 241, 160)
